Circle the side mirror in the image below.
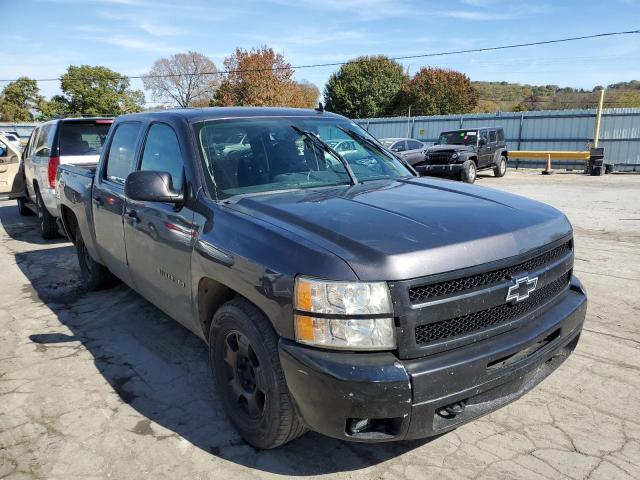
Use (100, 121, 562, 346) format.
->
(479, 138, 487, 146)
(125, 170, 183, 203)
(433, 142, 438, 145)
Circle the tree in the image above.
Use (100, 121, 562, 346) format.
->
(214, 46, 311, 108)
(394, 67, 478, 116)
(56, 65, 145, 116)
(296, 80, 320, 109)
(143, 51, 220, 107)
(323, 56, 406, 118)
(0, 77, 42, 121)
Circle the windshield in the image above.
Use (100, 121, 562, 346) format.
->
(439, 130, 478, 146)
(194, 116, 413, 200)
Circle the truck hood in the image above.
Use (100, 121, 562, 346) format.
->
(427, 144, 476, 153)
(228, 177, 572, 281)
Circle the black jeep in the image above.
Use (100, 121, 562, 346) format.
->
(415, 127, 508, 183)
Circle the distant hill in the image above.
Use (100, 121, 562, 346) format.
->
(472, 81, 640, 112)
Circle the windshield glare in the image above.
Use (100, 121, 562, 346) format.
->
(439, 130, 478, 146)
(195, 117, 412, 199)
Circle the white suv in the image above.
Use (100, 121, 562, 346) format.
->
(19, 118, 113, 238)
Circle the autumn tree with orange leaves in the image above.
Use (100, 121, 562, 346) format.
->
(214, 46, 318, 108)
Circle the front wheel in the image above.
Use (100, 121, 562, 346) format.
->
(209, 298, 305, 449)
(493, 156, 507, 177)
(461, 160, 477, 184)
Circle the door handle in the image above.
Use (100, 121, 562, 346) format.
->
(93, 197, 103, 208)
(124, 208, 140, 225)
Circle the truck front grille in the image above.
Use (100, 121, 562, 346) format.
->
(408, 241, 572, 304)
(414, 272, 571, 345)
(427, 152, 454, 164)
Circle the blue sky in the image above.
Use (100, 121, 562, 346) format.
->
(4, 0, 640, 104)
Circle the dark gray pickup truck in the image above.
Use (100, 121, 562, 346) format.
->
(55, 107, 586, 449)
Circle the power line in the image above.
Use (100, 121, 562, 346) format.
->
(1, 29, 639, 84)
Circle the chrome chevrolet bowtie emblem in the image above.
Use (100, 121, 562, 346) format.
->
(506, 276, 538, 303)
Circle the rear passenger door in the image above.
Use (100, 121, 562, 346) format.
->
(488, 129, 498, 165)
(478, 130, 492, 167)
(123, 122, 196, 325)
(93, 122, 143, 286)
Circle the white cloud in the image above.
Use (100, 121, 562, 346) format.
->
(97, 35, 176, 52)
(436, 10, 517, 20)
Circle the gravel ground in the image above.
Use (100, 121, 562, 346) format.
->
(1, 170, 639, 479)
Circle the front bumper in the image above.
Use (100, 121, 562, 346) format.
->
(279, 276, 586, 442)
(415, 163, 463, 177)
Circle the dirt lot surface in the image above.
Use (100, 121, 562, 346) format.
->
(1, 171, 639, 479)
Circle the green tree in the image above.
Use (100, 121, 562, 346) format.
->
(394, 67, 478, 116)
(57, 65, 145, 115)
(323, 55, 407, 118)
(0, 77, 42, 121)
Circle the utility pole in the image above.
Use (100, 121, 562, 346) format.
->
(407, 105, 412, 138)
(593, 88, 605, 148)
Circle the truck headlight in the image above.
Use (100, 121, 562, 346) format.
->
(451, 152, 459, 159)
(293, 276, 395, 350)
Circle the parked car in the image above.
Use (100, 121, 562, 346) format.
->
(380, 137, 428, 165)
(415, 127, 508, 183)
(56, 107, 586, 449)
(18, 117, 113, 238)
(0, 133, 25, 198)
(0, 131, 22, 151)
(327, 139, 358, 154)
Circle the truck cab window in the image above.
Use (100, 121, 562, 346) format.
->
(489, 130, 497, 143)
(105, 123, 141, 184)
(139, 123, 184, 192)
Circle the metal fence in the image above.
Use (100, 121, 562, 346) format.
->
(355, 108, 640, 172)
(0, 123, 38, 140)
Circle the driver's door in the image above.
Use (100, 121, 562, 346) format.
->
(123, 122, 196, 326)
(0, 135, 24, 197)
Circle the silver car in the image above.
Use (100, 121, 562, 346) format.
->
(380, 138, 427, 166)
(20, 117, 113, 238)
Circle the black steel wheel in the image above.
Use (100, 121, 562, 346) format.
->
(222, 331, 267, 419)
(209, 298, 305, 449)
(75, 227, 116, 291)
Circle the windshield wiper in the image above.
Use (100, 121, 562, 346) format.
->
(337, 126, 418, 175)
(290, 126, 357, 185)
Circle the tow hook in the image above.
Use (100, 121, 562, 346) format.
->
(438, 400, 467, 418)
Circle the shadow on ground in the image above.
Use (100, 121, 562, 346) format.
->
(6, 204, 427, 475)
(0, 203, 67, 245)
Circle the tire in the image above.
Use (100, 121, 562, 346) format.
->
(493, 156, 507, 178)
(35, 188, 59, 239)
(17, 197, 34, 216)
(209, 298, 306, 449)
(75, 227, 116, 291)
(461, 160, 477, 184)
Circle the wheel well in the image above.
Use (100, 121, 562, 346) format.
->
(501, 150, 508, 159)
(469, 156, 478, 164)
(60, 205, 78, 244)
(197, 277, 236, 342)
